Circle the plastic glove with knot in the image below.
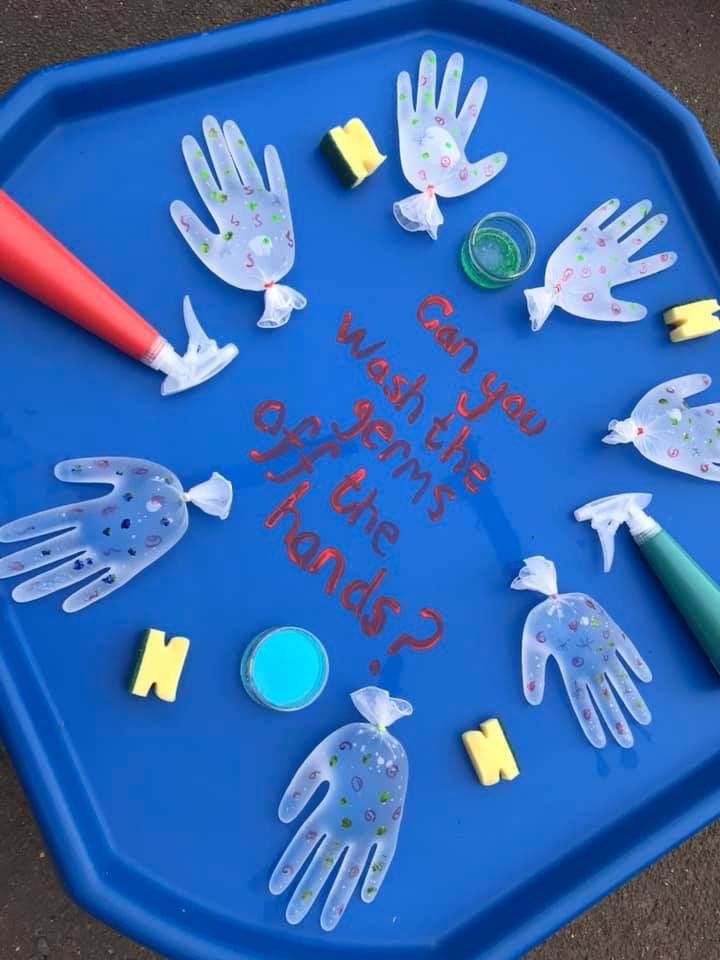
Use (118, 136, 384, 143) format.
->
(524, 199, 677, 330)
(394, 50, 507, 239)
(511, 556, 652, 749)
(0, 457, 232, 612)
(604, 373, 720, 482)
(269, 686, 412, 931)
(171, 115, 306, 329)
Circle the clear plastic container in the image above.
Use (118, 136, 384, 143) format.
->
(241, 626, 329, 711)
(461, 212, 535, 289)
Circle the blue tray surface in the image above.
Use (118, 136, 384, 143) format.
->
(0, 2, 719, 958)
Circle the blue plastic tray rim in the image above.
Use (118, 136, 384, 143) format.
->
(0, 1, 719, 958)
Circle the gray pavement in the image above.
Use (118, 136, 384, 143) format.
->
(0, 1, 718, 957)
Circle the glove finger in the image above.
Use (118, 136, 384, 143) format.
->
(616, 251, 677, 285)
(169, 200, 215, 261)
(202, 115, 241, 195)
(62, 566, 128, 613)
(12, 552, 99, 604)
(460, 152, 507, 192)
(223, 121, 265, 190)
(286, 836, 346, 925)
(320, 844, 366, 931)
(579, 295, 647, 323)
(606, 660, 651, 725)
(575, 198, 620, 235)
(650, 373, 711, 405)
(588, 674, 634, 748)
(456, 75, 488, 143)
(615, 630, 652, 682)
(620, 213, 668, 254)
(269, 816, 322, 895)
(562, 675, 606, 748)
(0, 501, 90, 544)
(521, 628, 549, 705)
(54, 458, 128, 484)
(0, 530, 83, 579)
(416, 49, 437, 114)
(437, 52, 463, 118)
(278, 737, 333, 823)
(397, 71, 414, 126)
(181, 135, 227, 226)
(361, 839, 396, 903)
(263, 144, 288, 205)
(602, 199, 652, 242)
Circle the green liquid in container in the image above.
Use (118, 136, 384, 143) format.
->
(461, 227, 523, 289)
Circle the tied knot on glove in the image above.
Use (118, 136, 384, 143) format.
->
(259, 281, 308, 329)
(510, 555, 559, 597)
(181, 472, 233, 519)
(602, 417, 640, 444)
(350, 685, 413, 732)
(524, 284, 561, 332)
(393, 184, 444, 240)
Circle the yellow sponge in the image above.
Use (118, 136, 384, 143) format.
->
(664, 299, 720, 342)
(129, 628, 190, 702)
(462, 718, 520, 786)
(320, 118, 386, 188)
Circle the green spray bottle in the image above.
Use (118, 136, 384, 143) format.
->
(574, 492, 720, 675)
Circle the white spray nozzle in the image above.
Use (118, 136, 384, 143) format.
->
(152, 296, 238, 396)
(574, 492, 655, 572)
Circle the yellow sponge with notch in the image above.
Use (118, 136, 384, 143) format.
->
(462, 718, 520, 786)
(128, 628, 190, 703)
(320, 118, 386, 188)
(664, 299, 720, 342)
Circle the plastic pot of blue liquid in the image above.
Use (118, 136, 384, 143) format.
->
(461, 212, 536, 289)
(241, 626, 329, 711)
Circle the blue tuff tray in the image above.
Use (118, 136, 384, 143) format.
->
(1, 1, 719, 958)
